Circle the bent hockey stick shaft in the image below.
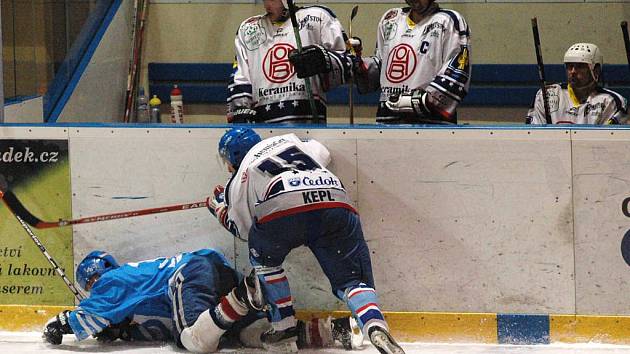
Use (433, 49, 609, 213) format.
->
(531, 18, 552, 124)
(2, 189, 207, 229)
(621, 21, 630, 75)
(1, 191, 86, 301)
(286, 0, 318, 120)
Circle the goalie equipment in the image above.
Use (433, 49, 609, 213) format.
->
(218, 127, 262, 169)
(43, 310, 73, 345)
(288, 45, 332, 79)
(76, 251, 120, 291)
(563, 43, 603, 82)
(385, 89, 431, 117)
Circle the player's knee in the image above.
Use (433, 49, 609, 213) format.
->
(179, 310, 225, 353)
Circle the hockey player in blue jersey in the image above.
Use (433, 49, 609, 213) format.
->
(208, 127, 405, 354)
(42, 248, 359, 352)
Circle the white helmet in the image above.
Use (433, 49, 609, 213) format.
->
(563, 43, 603, 81)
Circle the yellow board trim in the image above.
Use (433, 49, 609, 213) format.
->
(550, 314, 630, 344)
(0, 305, 74, 331)
(5, 306, 630, 345)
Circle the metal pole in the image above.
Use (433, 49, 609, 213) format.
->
(0, 3, 5, 123)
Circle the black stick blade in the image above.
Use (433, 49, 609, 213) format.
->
(351, 5, 359, 20)
(1, 190, 44, 228)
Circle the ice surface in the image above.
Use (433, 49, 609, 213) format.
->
(3, 331, 630, 353)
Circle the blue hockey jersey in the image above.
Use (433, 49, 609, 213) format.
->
(68, 249, 233, 341)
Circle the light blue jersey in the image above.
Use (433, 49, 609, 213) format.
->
(68, 249, 232, 341)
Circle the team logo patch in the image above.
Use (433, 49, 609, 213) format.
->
(242, 20, 266, 51)
(263, 43, 296, 83)
(288, 177, 301, 187)
(383, 21, 398, 41)
(386, 43, 417, 83)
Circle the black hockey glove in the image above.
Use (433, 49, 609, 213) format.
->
(229, 107, 257, 123)
(43, 310, 73, 345)
(288, 45, 332, 79)
(95, 318, 135, 342)
(386, 89, 432, 117)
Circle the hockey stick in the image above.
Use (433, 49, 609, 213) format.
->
(123, 0, 142, 122)
(348, 5, 359, 125)
(531, 17, 552, 124)
(286, 0, 319, 121)
(0, 190, 86, 301)
(1, 189, 207, 229)
(131, 0, 149, 115)
(621, 21, 630, 75)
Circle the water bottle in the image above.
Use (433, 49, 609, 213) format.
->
(136, 87, 150, 123)
(169, 85, 184, 124)
(149, 95, 162, 123)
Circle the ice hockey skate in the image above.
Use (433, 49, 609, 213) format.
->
(332, 316, 364, 350)
(261, 326, 299, 352)
(368, 326, 405, 354)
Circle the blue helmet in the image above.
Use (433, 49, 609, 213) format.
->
(76, 251, 119, 290)
(218, 127, 262, 168)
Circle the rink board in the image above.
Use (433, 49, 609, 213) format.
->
(1, 124, 630, 344)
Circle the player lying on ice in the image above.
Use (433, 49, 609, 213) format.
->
(208, 127, 406, 353)
(42, 248, 362, 352)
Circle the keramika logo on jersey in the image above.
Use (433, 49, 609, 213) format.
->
(258, 82, 306, 97)
(381, 85, 410, 96)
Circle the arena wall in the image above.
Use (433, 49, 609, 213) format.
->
(1, 124, 630, 344)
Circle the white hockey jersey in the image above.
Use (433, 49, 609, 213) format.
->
(526, 83, 628, 125)
(227, 6, 352, 124)
(358, 7, 471, 123)
(224, 134, 355, 239)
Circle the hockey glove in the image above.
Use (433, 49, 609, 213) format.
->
(289, 45, 332, 79)
(95, 318, 135, 342)
(229, 107, 257, 123)
(207, 185, 228, 227)
(348, 36, 363, 57)
(43, 310, 73, 345)
(385, 89, 432, 117)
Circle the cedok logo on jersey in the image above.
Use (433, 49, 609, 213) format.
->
(288, 177, 301, 187)
(386, 43, 417, 83)
(263, 43, 296, 83)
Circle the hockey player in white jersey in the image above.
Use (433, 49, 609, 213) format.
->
(227, 0, 353, 124)
(526, 43, 628, 125)
(351, 0, 470, 124)
(209, 127, 405, 354)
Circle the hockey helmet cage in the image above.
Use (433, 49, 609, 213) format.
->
(218, 127, 262, 169)
(563, 43, 603, 81)
(76, 250, 119, 290)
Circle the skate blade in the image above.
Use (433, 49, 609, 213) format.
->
(370, 331, 405, 354)
(262, 340, 298, 353)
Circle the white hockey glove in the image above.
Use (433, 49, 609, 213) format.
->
(385, 89, 432, 117)
(207, 185, 228, 227)
(43, 310, 73, 345)
(289, 45, 332, 79)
